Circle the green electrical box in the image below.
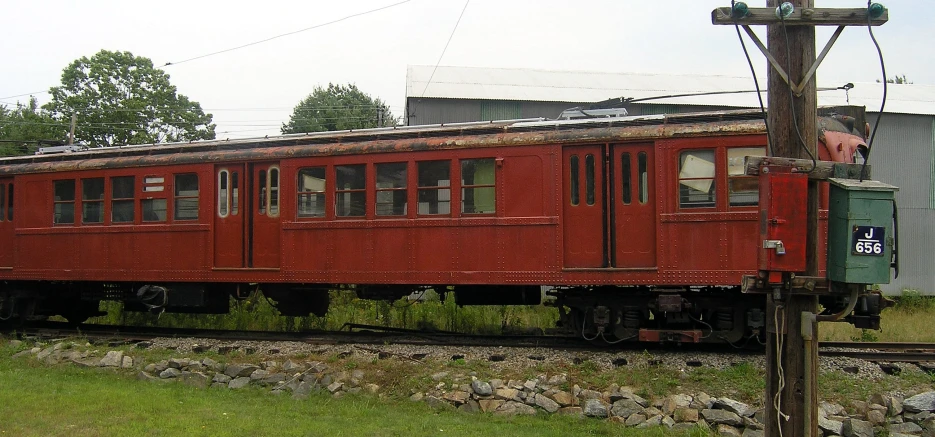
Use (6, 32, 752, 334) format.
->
(827, 178, 898, 284)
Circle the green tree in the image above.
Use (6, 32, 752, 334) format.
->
(0, 97, 68, 156)
(877, 74, 912, 84)
(43, 50, 215, 147)
(281, 83, 395, 134)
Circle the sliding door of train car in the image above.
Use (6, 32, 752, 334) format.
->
(249, 162, 281, 268)
(562, 146, 606, 267)
(0, 179, 12, 268)
(610, 144, 656, 268)
(214, 165, 245, 268)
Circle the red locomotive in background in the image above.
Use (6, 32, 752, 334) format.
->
(0, 108, 874, 344)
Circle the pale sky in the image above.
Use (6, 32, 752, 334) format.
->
(2, 1, 932, 140)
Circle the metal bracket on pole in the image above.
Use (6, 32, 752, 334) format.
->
(741, 24, 845, 97)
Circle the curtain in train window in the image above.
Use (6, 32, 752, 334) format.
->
(678, 150, 716, 208)
(727, 147, 767, 206)
(461, 159, 495, 214)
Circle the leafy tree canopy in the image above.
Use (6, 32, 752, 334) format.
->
(43, 50, 216, 147)
(281, 83, 395, 134)
(0, 97, 67, 156)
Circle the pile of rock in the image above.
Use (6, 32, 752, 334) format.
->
(410, 371, 935, 437)
(7, 341, 935, 437)
(137, 357, 381, 400)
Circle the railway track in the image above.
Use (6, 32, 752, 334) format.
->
(819, 341, 935, 364)
(6, 323, 934, 364)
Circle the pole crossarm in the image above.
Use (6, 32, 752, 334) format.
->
(712, 7, 888, 26)
(740, 23, 848, 96)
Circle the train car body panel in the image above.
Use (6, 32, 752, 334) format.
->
(0, 109, 875, 342)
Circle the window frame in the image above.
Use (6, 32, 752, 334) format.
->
(0, 182, 5, 222)
(417, 160, 451, 216)
(375, 162, 408, 217)
(677, 149, 717, 210)
(53, 179, 76, 225)
(173, 173, 200, 221)
(726, 146, 767, 208)
(218, 169, 230, 218)
(297, 166, 327, 219)
(81, 177, 105, 225)
(110, 175, 136, 224)
(460, 158, 496, 215)
(141, 175, 168, 223)
(335, 164, 366, 218)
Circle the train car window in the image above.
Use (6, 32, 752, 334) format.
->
(417, 160, 450, 215)
(461, 159, 495, 214)
(258, 170, 267, 215)
(174, 173, 199, 221)
(231, 172, 239, 216)
(585, 154, 596, 206)
(218, 170, 230, 218)
(6, 183, 11, 221)
(297, 167, 326, 218)
(727, 147, 767, 207)
(621, 153, 632, 205)
(0, 183, 5, 221)
(336, 164, 366, 217)
(678, 150, 716, 209)
(81, 178, 105, 224)
(570, 155, 579, 206)
(376, 162, 407, 216)
(268, 167, 280, 217)
(142, 199, 167, 222)
(638, 152, 649, 204)
(111, 176, 135, 223)
(53, 180, 76, 224)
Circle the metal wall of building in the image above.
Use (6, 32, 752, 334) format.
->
(866, 113, 935, 294)
(405, 98, 731, 125)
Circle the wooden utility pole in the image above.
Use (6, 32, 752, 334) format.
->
(712, 3, 888, 437)
(765, 2, 818, 436)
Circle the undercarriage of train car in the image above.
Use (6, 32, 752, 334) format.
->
(547, 285, 889, 346)
(0, 280, 888, 348)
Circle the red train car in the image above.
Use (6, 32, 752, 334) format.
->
(0, 109, 868, 343)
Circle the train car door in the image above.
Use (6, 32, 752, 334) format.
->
(214, 166, 245, 268)
(249, 162, 281, 268)
(562, 146, 606, 267)
(611, 144, 656, 268)
(0, 180, 12, 268)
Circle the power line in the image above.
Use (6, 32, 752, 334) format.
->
(161, 0, 411, 68)
(0, 90, 48, 100)
(421, 0, 470, 97)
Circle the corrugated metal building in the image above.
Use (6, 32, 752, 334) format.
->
(405, 65, 935, 295)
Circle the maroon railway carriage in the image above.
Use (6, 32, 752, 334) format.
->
(0, 109, 867, 344)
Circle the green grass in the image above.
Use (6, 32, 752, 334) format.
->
(88, 290, 559, 336)
(0, 355, 709, 437)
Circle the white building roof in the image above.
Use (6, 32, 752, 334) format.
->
(406, 65, 935, 116)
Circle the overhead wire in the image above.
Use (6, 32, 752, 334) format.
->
(421, 0, 470, 97)
(731, 0, 774, 157)
(160, 0, 412, 67)
(860, 0, 887, 182)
